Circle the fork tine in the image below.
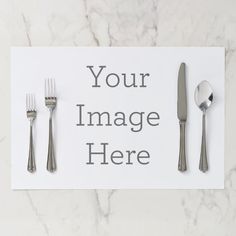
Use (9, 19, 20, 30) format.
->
(28, 94, 30, 110)
(48, 79, 50, 97)
(47, 78, 50, 98)
(44, 79, 47, 98)
(31, 94, 34, 110)
(47, 79, 49, 97)
(45, 78, 48, 98)
(31, 94, 33, 110)
(48, 78, 52, 97)
(52, 78, 55, 97)
(33, 94, 36, 110)
(51, 78, 53, 97)
(29, 94, 32, 111)
(53, 79, 56, 97)
(26, 94, 28, 111)
(51, 78, 54, 97)
(49, 78, 51, 97)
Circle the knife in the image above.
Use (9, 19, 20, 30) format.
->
(177, 63, 187, 172)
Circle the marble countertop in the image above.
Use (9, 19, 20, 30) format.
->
(0, 0, 236, 235)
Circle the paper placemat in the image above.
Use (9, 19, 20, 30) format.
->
(11, 47, 224, 189)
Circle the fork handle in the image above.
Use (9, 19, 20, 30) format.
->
(47, 115, 56, 172)
(27, 124, 36, 173)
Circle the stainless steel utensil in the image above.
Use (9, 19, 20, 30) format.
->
(177, 63, 187, 172)
(45, 78, 57, 172)
(26, 94, 37, 173)
(194, 80, 213, 172)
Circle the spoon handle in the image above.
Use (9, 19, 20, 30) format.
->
(178, 121, 187, 172)
(199, 113, 208, 172)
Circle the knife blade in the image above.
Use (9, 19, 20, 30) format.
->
(178, 63, 187, 121)
(177, 63, 187, 172)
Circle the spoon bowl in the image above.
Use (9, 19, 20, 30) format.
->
(195, 80, 213, 112)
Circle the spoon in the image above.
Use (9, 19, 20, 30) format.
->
(194, 81, 213, 172)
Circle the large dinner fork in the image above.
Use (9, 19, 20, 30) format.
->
(45, 78, 57, 172)
(26, 94, 37, 173)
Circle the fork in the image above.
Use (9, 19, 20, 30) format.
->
(26, 94, 37, 173)
(45, 78, 57, 172)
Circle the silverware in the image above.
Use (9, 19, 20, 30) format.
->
(194, 81, 213, 172)
(45, 78, 57, 172)
(26, 94, 37, 173)
(177, 63, 187, 172)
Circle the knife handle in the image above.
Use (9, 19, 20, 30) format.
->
(178, 121, 187, 172)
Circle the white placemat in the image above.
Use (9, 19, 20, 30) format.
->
(11, 47, 224, 189)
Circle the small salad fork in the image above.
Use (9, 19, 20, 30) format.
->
(26, 94, 37, 173)
(45, 78, 57, 172)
